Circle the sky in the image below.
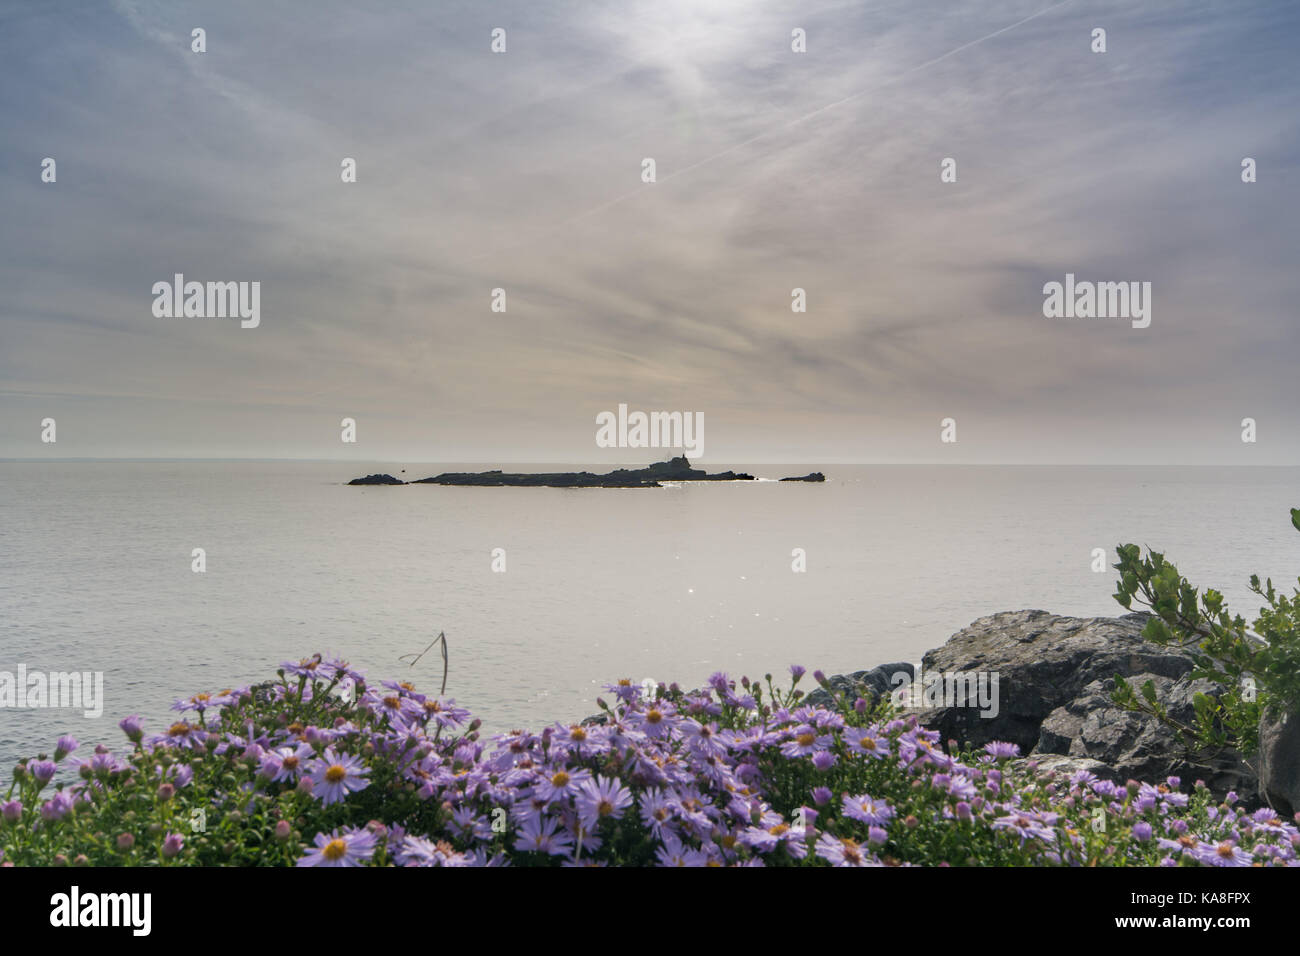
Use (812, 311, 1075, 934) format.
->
(1, 0, 1297, 464)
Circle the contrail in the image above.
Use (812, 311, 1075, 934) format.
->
(465, 0, 1074, 263)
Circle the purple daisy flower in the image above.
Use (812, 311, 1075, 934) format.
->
(513, 814, 573, 857)
(638, 788, 677, 838)
(810, 750, 837, 771)
(147, 720, 207, 751)
(40, 791, 74, 822)
(779, 724, 831, 759)
(843, 793, 896, 827)
(160, 833, 185, 858)
(54, 736, 79, 761)
(843, 726, 890, 760)
(531, 765, 592, 804)
(992, 810, 1058, 845)
(982, 741, 1020, 760)
(814, 833, 876, 867)
(575, 775, 633, 829)
(1200, 840, 1253, 867)
(307, 748, 369, 806)
(297, 827, 377, 867)
(260, 743, 313, 784)
(281, 655, 336, 681)
(118, 715, 145, 743)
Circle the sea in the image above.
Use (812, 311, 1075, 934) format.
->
(1, 461, 1297, 768)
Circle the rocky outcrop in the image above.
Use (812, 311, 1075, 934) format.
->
(1035, 672, 1254, 796)
(910, 610, 1195, 755)
(413, 470, 663, 488)
(1258, 712, 1300, 816)
(350, 456, 824, 487)
(818, 609, 1265, 805)
(348, 474, 407, 485)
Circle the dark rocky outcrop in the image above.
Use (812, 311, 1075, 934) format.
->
(413, 470, 663, 488)
(817, 609, 1267, 806)
(350, 456, 823, 487)
(1258, 712, 1300, 816)
(1034, 673, 1254, 797)
(348, 473, 407, 485)
(911, 610, 1196, 758)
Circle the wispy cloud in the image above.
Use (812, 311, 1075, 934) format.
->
(1, 0, 1296, 462)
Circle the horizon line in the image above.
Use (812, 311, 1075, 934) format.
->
(2, 458, 1296, 468)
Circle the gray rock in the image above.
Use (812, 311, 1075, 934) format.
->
(348, 473, 407, 485)
(1258, 711, 1300, 816)
(1036, 673, 1255, 798)
(1015, 754, 1119, 783)
(914, 609, 1193, 756)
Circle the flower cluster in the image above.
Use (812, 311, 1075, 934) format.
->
(2, 655, 1298, 867)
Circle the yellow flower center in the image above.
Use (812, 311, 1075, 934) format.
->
(843, 841, 863, 865)
(322, 838, 347, 861)
(325, 765, 347, 784)
(796, 733, 816, 747)
(551, 771, 570, 787)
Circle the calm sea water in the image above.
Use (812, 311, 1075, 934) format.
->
(1, 462, 1297, 767)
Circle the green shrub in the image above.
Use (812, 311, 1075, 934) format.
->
(1111, 508, 1300, 759)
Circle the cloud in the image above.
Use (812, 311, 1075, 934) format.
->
(1, 0, 1296, 462)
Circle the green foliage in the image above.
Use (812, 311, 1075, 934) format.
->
(1110, 507, 1300, 758)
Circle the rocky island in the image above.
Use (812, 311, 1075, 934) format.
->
(349, 455, 826, 487)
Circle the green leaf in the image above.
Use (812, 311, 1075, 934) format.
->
(1140, 680, 1158, 705)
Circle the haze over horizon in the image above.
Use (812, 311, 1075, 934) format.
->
(2, 1, 1298, 465)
